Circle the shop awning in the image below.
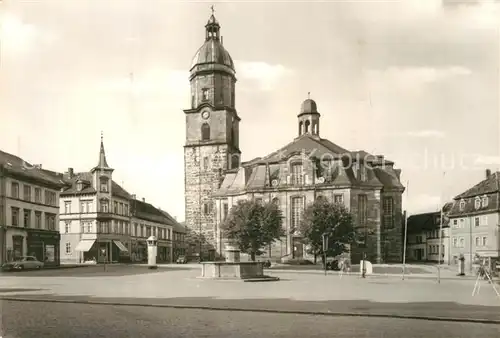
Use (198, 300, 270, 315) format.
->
(75, 240, 96, 252)
(113, 240, 128, 252)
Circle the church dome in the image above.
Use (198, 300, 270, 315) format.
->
(190, 39, 235, 71)
(299, 98, 319, 116)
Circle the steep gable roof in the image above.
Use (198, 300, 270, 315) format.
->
(454, 172, 500, 199)
(0, 149, 65, 188)
(130, 198, 171, 225)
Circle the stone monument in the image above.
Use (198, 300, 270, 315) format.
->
(199, 243, 279, 282)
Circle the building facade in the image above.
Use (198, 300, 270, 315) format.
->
(0, 150, 64, 266)
(183, 14, 405, 263)
(406, 203, 452, 264)
(59, 136, 177, 264)
(447, 169, 500, 272)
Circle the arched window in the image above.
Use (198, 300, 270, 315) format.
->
(231, 154, 239, 169)
(313, 123, 318, 135)
(201, 123, 210, 141)
(272, 197, 280, 207)
(299, 121, 303, 135)
(316, 195, 325, 203)
(305, 120, 310, 133)
(99, 177, 109, 192)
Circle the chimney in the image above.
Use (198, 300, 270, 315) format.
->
(142, 197, 145, 202)
(64, 168, 74, 180)
(131, 194, 136, 200)
(486, 169, 491, 179)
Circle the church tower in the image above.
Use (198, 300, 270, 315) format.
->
(183, 11, 241, 260)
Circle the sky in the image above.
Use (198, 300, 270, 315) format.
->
(1, 0, 499, 220)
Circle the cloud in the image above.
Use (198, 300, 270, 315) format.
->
(235, 60, 293, 91)
(401, 130, 446, 139)
(0, 13, 58, 54)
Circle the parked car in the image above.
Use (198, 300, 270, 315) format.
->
(2, 256, 44, 271)
(176, 255, 188, 264)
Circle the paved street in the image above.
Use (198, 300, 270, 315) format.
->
(0, 264, 190, 277)
(2, 300, 499, 338)
(1, 264, 500, 327)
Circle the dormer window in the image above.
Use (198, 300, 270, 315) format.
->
(100, 177, 109, 193)
(76, 181, 83, 191)
(474, 197, 481, 210)
(459, 199, 466, 211)
(482, 195, 489, 208)
(290, 162, 304, 185)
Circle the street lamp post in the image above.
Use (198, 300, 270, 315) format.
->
(322, 232, 328, 276)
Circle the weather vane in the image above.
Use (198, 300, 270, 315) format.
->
(211, 5, 215, 15)
(308, 92, 311, 99)
(101, 130, 103, 142)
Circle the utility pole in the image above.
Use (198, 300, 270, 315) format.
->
(438, 172, 446, 284)
(402, 180, 409, 280)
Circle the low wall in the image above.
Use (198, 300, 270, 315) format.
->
(201, 261, 264, 279)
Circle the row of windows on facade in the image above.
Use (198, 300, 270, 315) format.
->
(63, 220, 176, 240)
(9, 207, 56, 230)
(452, 236, 488, 248)
(452, 216, 488, 228)
(200, 160, 369, 185)
(427, 244, 445, 255)
(459, 195, 489, 211)
(9, 181, 58, 206)
(63, 200, 129, 216)
(212, 194, 395, 235)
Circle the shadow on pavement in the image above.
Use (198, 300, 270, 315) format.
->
(3, 294, 500, 323)
(0, 265, 193, 277)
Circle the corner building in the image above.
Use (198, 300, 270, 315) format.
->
(184, 14, 405, 263)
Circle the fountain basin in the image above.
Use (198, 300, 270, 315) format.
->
(199, 261, 279, 282)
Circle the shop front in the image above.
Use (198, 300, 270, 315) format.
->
(157, 243, 172, 263)
(26, 229, 60, 267)
(131, 240, 147, 262)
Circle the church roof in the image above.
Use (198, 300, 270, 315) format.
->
(191, 39, 234, 71)
(255, 134, 349, 164)
(214, 134, 403, 196)
(299, 98, 319, 116)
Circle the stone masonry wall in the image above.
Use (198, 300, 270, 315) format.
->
(350, 188, 382, 264)
(381, 190, 404, 263)
(184, 144, 228, 259)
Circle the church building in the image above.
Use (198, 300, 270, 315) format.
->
(183, 13, 405, 263)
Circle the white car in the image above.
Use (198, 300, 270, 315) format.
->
(2, 256, 44, 271)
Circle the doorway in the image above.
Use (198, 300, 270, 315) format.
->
(293, 238, 303, 259)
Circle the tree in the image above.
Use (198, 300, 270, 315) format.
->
(298, 199, 356, 265)
(221, 200, 284, 261)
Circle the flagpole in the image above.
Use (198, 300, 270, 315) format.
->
(402, 180, 409, 280)
(438, 171, 446, 284)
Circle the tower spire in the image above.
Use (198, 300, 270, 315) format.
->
(97, 131, 110, 168)
(205, 5, 220, 41)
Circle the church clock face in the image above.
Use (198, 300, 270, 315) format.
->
(201, 110, 210, 120)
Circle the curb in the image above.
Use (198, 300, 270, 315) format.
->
(1, 296, 499, 325)
(267, 270, 483, 281)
